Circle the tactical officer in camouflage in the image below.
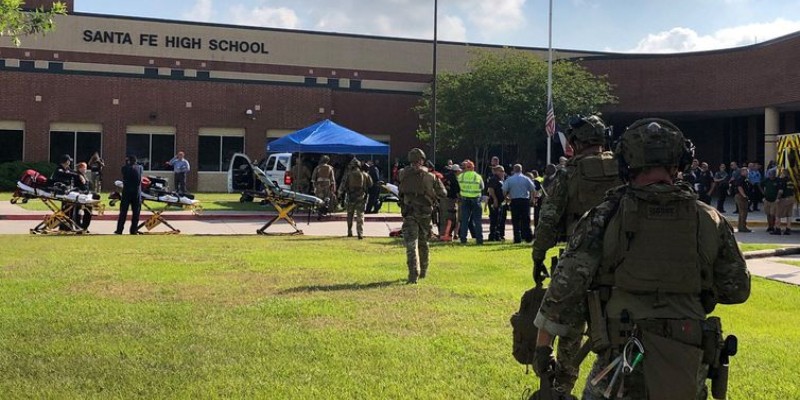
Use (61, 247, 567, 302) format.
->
(338, 158, 373, 239)
(533, 118, 751, 399)
(399, 148, 447, 284)
(530, 115, 620, 393)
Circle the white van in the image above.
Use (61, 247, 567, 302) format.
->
(227, 152, 293, 192)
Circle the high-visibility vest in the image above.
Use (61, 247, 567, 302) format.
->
(458, 171, 482, 198)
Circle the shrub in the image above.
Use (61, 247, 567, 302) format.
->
(0, 161, 56, 191)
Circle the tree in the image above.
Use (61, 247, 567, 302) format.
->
(416, 49, 616, 168)
(0, 0, 66, 46)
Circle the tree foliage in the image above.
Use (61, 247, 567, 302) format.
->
(0, 0, 66, 46)
(416, 49, 616, 166)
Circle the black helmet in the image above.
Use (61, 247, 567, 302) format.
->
(59, 154, 73, 164)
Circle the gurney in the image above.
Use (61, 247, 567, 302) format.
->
(249, 165, 324, 235)
(10, 169, 104, 235)
(110, 176, 202, 234)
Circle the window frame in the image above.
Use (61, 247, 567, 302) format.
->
(125, 132, 175, 172)
(197, 134, 245, 172)
(49, 129, 102, 164)
(0, 128, 24, 163)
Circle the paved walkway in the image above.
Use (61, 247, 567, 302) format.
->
(747, 255, 800, 286)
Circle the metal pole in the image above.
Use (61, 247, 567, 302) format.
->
(432, 0, 438, 167)
(546, 0, 553, 165)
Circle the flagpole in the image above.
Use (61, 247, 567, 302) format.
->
(432, 0, 439, 167)
(546, 0, 553, 165)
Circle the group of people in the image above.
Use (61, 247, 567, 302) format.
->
(291, 155, 384, 215)
(684, 159, 796, 234)
(396, 115, 754, 399)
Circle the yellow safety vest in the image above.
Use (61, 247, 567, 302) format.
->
(458, 171, 482, 198)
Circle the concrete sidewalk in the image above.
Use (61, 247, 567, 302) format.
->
(747, 255, 800, 286)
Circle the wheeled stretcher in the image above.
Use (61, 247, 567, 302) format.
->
(110, 176, 202, 234)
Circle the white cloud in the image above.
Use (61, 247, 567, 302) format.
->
(182, 0, 213, 22)
(629, 18, 800, 53)
(439, 15, 467, 42)
(229, 4, 299, 29)
(215, 0, 523, 43)
(462, 0, 526, 36)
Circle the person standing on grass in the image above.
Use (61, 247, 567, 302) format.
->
(115, 155, 143, 235)
(762, 168, 780, 233)
(398, 148, 446, 284)
(775, 168, 796, 235)
(532, 118, 750, 399)
(732, 167, 752, 233)
(502, 164, 536, 244)
(168, 151, 191, 194)
(338, 159, 372, 239)
(457, 160, 484, 245)
(486, 165, 507, 242)
(713, 163, 729, 212)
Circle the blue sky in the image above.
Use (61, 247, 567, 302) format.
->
(74, 0, 800, 53)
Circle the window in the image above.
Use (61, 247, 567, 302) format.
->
(198, 134, 244, 172)
(0, 129, 24, 163)
(126, 133, 174, 171)
(49, 130, 102, 164)
(276, 155, 289, 171)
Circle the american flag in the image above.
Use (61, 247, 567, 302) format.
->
(545, 103, 556, 138)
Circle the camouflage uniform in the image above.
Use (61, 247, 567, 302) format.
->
(312, 157, 335, 203)
(291, 162, 312, 194)
(534, 119, 751, 399)
(339, 161, 373, 238)
(399, 149, 447, 283)
(531, 116, 620, 392)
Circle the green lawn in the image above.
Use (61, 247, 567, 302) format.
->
(0, 236, 796, 399)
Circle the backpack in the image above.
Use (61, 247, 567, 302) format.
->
(565, 152, 620, 234)
(347, 169, 365, 193)
(510, 285, 547, 366)
(20, 169, 48, 188)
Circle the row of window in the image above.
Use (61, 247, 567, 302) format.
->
(0, 130, 244, 172)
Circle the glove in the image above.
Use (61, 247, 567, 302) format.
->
(532, 345, 555, 377)
(533, 259, 550, 286)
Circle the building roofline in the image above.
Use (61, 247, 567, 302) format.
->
(69, 11, 605, 57)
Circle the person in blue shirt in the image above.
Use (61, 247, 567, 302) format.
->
(747, 162, 763, 211)
(502, 164, 537, 243)
(168, 151, 191, 194)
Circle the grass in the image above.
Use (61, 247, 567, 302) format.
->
(0, 236, 797, 399)
(738, 243, 787, 252)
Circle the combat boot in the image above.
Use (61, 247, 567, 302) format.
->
(347, 230, 353, 237)
(419, 269, 427, 279)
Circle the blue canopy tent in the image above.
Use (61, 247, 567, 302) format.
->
(267, 119, 389, 155)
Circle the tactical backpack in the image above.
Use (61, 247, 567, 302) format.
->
(510, 285, 546, 366)
(565, 152, 620, 234)
(347, 169, 365, 193)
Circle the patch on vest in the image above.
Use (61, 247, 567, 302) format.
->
(646, 205, 678, 219)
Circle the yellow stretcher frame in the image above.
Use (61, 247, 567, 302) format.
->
(256, 195, 304, 236)
(776, 133, 800, 204)
(11, 192, 105, 235)
(109, 197, 202, 235)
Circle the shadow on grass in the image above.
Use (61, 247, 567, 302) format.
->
(279, 279, 403, 294)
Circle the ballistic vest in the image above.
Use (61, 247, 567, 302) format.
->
(458, 171, 482, 198)
(399, 166, 436, 210)
(598, 185, 717, 318)
(565, 152, 620, 234)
